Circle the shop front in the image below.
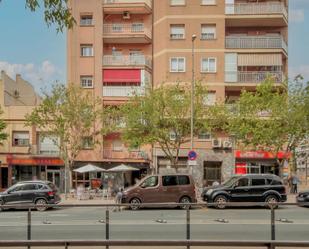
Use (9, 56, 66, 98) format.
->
(6, 155, 64, 192)
(235, 150, 291, 176)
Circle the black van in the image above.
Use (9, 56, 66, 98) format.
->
(201, 174, 287, 209)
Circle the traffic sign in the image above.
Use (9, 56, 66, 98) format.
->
(188, 160, 197, 166)
(188, 150, 197, 160)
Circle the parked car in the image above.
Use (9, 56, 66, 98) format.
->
(121, 174, 197, 210)
(201, 174, 287, 209)
(297, 190, 309, 207)
(0, 181, 61, 211)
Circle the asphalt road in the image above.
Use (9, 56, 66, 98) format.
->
(0, 205, 308, 242)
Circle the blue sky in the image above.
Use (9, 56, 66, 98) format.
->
(0, 0, 308, 93)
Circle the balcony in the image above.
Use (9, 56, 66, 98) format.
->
(103, 55, 152, 68)
(103, 0, 152, 14)
(225, 2, 288, 27)
(103, 23, 151, 44)
(226, 36, 287, 52)
(103, 86, 145, 97)
(103, 149, 149, 161)
(237, 71, 283, 84)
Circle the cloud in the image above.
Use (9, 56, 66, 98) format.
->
(0, 60, 63, 93)
(289, 65, 309, 82)
(289, 9, 305, 23)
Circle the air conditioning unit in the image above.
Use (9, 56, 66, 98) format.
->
(223, 140, 233, 149)
(123, 11, 130, 19)
(212, 139, 221, 148)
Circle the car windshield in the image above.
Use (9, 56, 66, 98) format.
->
(222, 177, 238, 187)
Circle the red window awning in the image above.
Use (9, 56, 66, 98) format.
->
(103, 69, 141, 83)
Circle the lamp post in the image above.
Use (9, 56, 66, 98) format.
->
(190, 34, 197, 152)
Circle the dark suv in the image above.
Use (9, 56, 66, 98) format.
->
(0, 181, 61, 211)
(202, 174, 287, 209)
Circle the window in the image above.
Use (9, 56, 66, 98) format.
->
(112, 23, 123, 32)
(236, 178, 249, 187)
(162, 175, 178, 186)
(39, 134, 59, 155)
(80, 76, 93, 88)
(203, 92, 216, 106)
(178, 175, 190, 185)
(22, 184, 37, 191)
(80, 44, 93, 57)
(170, 0, 185, 5)
(201, 0, 216, 5)
(80, 15, 93, 26)
(271, 179, 283, 185)
(170, 25, 185, 39)
(112, 140, 123, 151)
(131, 23, 144, 32)
(12, 131, 29, 146)
(251, 178, 266, 186)
(169, 131, 177, 141)
(201, 24, 216, 40)
(170, 57, 185, 72)
(198, 132, 212, 140)
(140, 176, 158, 188)
(82, 136, 94, 149)
(201, 58, 217, 73)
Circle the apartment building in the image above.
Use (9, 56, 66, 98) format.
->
(0, 71, 64, 191)
(67, 0, 288, 186)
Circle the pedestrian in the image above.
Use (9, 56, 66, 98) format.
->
(114, 187, 123, 212)
(292, 174, 301, 194)
(287, 174, 293, 193)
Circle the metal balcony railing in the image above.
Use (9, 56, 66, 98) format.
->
(238, 71, 283, 83)
(103, 0, 152, 7)
(226, 36, 288, 51)
(225, 2, 288, 18)
(103, 149, 148, 160)
(103, 23, 151, 38)
(103, 86, 145, 97)
(103, 55, 152, 68)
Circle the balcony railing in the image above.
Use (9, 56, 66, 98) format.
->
(103, 149, 148, 160)
(225, 2, 288, 18)
(103, 86, 145, 97)
(226, 36, 288, 51)
(103, 0, 152, 7)
(103, 55, 152, 68)
(103, 23, 151, 38)
(237, 71, 283, 83)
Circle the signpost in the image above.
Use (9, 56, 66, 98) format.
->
(188, 150, 197, 166)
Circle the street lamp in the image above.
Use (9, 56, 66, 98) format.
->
(190, 34, 197, 151)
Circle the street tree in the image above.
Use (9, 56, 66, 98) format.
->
(226, 77, 309, 173)
(0, 106, 8, 145)
(0, 0, 75, 32)
(103, 83, 226, 169)
(26, 84, 100, 194)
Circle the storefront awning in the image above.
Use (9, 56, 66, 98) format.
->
(235, 150, 291, 159)
(103, 69, 141, 83)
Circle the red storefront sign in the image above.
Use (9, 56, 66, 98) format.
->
(235, 162, 247, 174)
(235, 150, 291, 159)
(103, 69, 141, 83)
(6, 155, 63, 166)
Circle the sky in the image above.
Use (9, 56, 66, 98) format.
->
(0, 0, 308, 93)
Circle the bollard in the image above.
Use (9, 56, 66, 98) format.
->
(270, 206, 276, 249)
(27, 208, 31, 249)
(186, 207, 190, 249)
(106, 208, 110, 249)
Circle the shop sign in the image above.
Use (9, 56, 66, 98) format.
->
(7, 156, 63, 166)
(235, 150, 291, 159)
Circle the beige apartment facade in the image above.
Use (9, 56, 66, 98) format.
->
(0, 71, 64, 191)
(67, 0, 288, 187)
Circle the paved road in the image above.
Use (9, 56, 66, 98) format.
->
(0, 205, 308, 242)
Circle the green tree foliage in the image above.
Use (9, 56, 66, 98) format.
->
(227, 77, 309, 172)
(0, 0, 75, 32)
(103, 83, 226, 168)
(26, 84, 100, 191)
(0, 106, 8, 145)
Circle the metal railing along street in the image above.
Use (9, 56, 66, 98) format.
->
(0, 202, 308, 249)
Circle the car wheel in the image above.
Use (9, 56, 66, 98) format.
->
(35, 199, 48, 212)
(214, 195, 228, 209)
(265, 195, 279, 209)
(129, 198, 141, 210)
(179, 196, 191, 210)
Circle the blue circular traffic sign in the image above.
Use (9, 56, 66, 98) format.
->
(188, 150, 197, 160)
